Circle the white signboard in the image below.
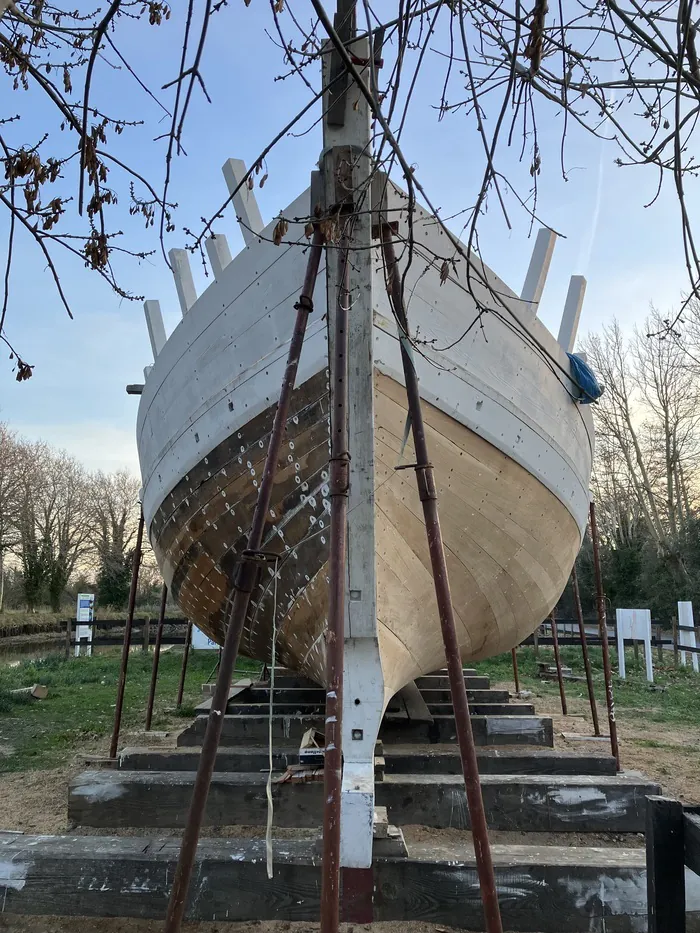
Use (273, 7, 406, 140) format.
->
(192, 625, 218, 650)
(615, 608, 653, 682)
(678, 601, 699, 673)
(75, 593, 94, 657)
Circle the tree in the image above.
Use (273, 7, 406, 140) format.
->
(0, 422, 25, 611)
(3, 0, 700, 377)
(89, 469, 139, 608)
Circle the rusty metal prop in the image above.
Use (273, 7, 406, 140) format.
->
(549, 610, 568, 716)
(320, 239, 351, 933)
(571, 566, 600, 736)
(176, 618, 193, 710)
(161, 228, 325, 933)
(380, 224, 503, 933)
(589, 500, 620, 770)
(511, 647, 520, 695)
(145, 583, 168, 731)
(109, 508, 145, 760)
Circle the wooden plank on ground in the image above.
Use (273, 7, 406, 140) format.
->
(0, 833, 653, 931)
(177, 712, 555, 748)
(68, 770, 659, 832)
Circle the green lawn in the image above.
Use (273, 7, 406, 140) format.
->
(0, 648, 261, 773)
(475, 642, 700, 728)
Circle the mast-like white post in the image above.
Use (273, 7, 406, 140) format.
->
(221, 158, 264, 247)
(143, 299, 167, 359)
(520, 227, 557, 310)
(322, 39, 383, 874)
(558, 274, 587, 353)
(205, 233, 233, 279)
(168, 248, 197, 315)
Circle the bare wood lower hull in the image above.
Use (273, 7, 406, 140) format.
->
(149, 370, 580, 702)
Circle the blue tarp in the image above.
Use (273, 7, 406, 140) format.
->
(567, 353, 603, 404)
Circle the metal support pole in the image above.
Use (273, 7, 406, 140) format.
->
(145, 583, 168, 730)
(549, 610, 568, 716)
(162, 228, 325, 933)
(320, 239, 351, 933)
(511, 647, 520, 695)
(571, 566, 600, 735)
(176, 619, 193, 709)
(380, 226, 503, 933)
(589, 500, 620, 770)
(109, 509, 145, 759)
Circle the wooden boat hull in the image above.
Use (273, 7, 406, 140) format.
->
(138, 182, 593, 705)
(149, 367, 579, 702)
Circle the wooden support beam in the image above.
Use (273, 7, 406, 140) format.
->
(205, 233, 233, 279)
(646, 796, 686, 933)
(520, 227, 557, 310)
(143, 299, 167, 359)
(68, 770, 660, 833)
(168, 248, 197, 315)
(558, 275, 587, 353)
(221, 158, 264, 247)
(118, 745, 618, 776)
(176, 712, 555, 747)
(0, 833, 654, 931)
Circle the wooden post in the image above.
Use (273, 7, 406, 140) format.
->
(176, 619, 193, 710)
(533, 625, 540, 658)
(673, 615, 679, 669)
(142, 616, 151, 653)
(65, 617, 72, 659)
(646, 796, 685, 933)
(549, 611, 568, 716)
(657, 623, 664, 665)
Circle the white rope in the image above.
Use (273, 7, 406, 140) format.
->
(266, 556, 280, 880)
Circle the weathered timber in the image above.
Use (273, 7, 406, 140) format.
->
(214, 701, 535, 718)
(685, 811, 700, 877)
(118, 744, 616, 776)
(415, 675, 489, 690)
(1, 833, 683, 932)
(646, 796, 685, 933)
(383, 746, 618, 776)
(423, 702, 535, 716)
(242, 686, 509, 706)
(176, 713, 554, 747)
(68, 770, 659, 832)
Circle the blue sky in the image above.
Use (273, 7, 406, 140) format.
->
(1, 1, 696, 475)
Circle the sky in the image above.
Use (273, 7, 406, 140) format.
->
(1, 1, 696, 477)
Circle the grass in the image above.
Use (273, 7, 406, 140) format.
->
(0, 648, 261, 773)
(474, 642, 700, 728)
